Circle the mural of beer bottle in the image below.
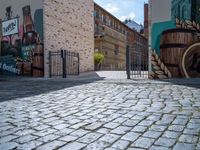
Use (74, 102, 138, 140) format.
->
(22, 5, 38, 61)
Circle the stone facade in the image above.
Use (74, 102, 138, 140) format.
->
(43, 0, 94, 77)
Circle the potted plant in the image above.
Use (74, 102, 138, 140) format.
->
(94, 52, 105, 70)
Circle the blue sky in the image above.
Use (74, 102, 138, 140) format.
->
(94, 0, 148, 25)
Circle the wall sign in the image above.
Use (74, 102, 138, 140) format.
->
(2, 18, 19, 36)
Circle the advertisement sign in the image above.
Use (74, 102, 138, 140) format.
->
(2, 18, 19, 36)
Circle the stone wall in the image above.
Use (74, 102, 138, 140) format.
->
(43, 0, 94, 77)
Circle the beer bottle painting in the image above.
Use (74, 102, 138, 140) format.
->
(22, 5, 38, 61)
(0, 1, 44, 77)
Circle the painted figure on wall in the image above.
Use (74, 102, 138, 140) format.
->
(0, 1, 44, 77)
(150, 0, 200, 79)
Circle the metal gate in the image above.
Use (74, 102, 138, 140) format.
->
(49, 49, 79, 78)
(126, 42, 149, 79)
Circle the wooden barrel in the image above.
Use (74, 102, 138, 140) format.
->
(32, 44, 44, 77)
(180, 42, 200, 78)
(160, 28, 199, 77)
(22, 62, 32, 76)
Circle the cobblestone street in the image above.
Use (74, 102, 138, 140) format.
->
(0, 78, 200, 150)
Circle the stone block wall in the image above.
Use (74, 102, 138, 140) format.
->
(43, 0, 94, 77)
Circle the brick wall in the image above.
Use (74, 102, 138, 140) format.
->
(43, 0, 94, 77)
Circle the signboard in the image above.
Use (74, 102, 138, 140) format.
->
(2, 18, 19, 36)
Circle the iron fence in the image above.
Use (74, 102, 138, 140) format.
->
(126, 42, 149, 79)
(49, 49, 79, 78)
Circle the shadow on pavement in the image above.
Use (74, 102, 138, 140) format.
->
(153, 78, 200, 89)
(0, 72, 105, 102)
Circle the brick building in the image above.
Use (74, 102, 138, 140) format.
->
(94, 3, 148, 70)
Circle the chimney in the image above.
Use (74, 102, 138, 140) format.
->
(144, 3, 149, 39)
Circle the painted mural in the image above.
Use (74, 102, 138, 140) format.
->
(0, 0, 44, 77)
(150, 0, 200, 79)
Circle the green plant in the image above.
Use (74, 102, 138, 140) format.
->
(94, 52, 105, 65)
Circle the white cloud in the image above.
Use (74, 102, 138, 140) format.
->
(119, 12, 136, 21)
(105, 3, 119, 14)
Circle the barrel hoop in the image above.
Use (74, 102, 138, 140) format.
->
(160, 44, 188, 49)
(162, 28, 196, 34)
(32, 66, 44, 71)
(34, 53, 44, 57)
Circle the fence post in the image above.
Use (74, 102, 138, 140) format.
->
(126, 45, 130, 79)
(62, 50, 67, 78)
(49, 51, 52, 78)
(77, 53, 80, 75)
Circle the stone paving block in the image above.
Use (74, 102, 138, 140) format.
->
(187, 123, 200, 129)
(84, 141, 110, 150)
(127, 148, 145, 150)
(168, 125, 185, 132)
(70, 122, 89, 129)
(47, 120, 66, 126)
(37, 134, 60, 143)
(53, 123, 69, 130)
(138, 120, 155, 126)
(0, 142, 19, 150)
(59, 135, 78, 142)
(121, 132, 140, 142)
(172, 118, 188, 125)
(122, 120, 139, 127)
(112, 118, 127, 124)
(0, 135, 18, 144)
(18, 140, 43, 150)
(155, 137, 176, 147)
(183, 128, 200, 135)
(14, 134, 38, 144)
(104, 122, 120, 129)
(58, 142, 86, 150)
(149, 125, 167, 132)
(84, 122, 103, 131)
(97, 128, 111, 134)
(54, 128, 74, 136)
(78, 132, 103, 143)
(36, 140, 65, 150)
(131, 126, 147, 133)
(149, 145, 169, 150)
(70, 129, 90, 137)
(172, 143, 195, 150)
(162, 131, 181, 139)
(34, 124, 50, 131)
(111, 139, 130, 150)
(178, 134, 198, 143)
(14, 129, 36, 136)
(111, 126, 132, 135)
(143, 131, 162, 139)
(33, 128, 57, 137)
(131, 137, 155, 149)
(99, 134, 120, 144)
(104, 148, 120, 150)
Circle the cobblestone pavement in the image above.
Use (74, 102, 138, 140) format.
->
(0, 78, 200, 150)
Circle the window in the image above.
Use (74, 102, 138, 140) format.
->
(94, 10, 97, 17)
(103, 16, 106, 23)
(96, 11, 100, 18)
(114, 44, 119, 55)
